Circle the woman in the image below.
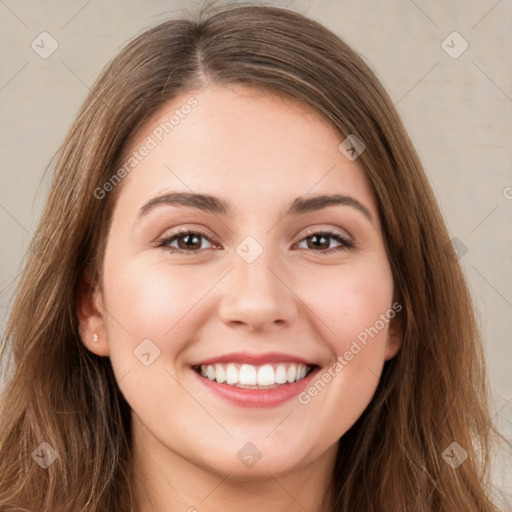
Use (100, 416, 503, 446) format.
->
(0, 4, 505, 511)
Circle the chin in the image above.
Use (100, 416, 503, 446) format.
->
(196, 440, 316, 481)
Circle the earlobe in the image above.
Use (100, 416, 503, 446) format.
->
(384, 336, 402, 361)
(75, 272, 110, 357)
(384, 323, 403, 361)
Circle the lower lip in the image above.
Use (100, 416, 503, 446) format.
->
(191, 367, 319, 408)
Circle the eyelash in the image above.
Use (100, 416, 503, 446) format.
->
(156, 228, 355, 255)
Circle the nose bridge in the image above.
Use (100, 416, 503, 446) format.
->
(217, 234, 297, 330)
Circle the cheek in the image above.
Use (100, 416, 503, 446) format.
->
(103, 254, 210, 339)
(303, 260, 393, 351)
(293, 262, 393, 434)
(100, 253, 213, 394)
(100, 256, 210, 417)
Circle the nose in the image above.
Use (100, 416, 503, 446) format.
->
(217, 246, 299, 332)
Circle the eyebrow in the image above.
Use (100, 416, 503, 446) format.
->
(137, 191, 373, 223)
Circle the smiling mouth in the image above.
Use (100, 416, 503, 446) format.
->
(192, 362, 317, 389)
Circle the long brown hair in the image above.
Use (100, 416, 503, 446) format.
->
(0, 3, 505, 511)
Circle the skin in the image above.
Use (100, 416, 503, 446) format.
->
(77, 84, 402, 512)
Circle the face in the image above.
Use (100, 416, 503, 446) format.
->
(79, 84, 401, 480)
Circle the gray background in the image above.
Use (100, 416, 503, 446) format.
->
(0, 0, 511, 506)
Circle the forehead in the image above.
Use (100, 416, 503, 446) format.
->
(114, 84, 376, 218)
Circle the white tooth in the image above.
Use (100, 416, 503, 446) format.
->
(257, 364, 275, 386)
(287, 364, 297, 383)
(215, 364, 226, 383)
(207, 365, 216, 381)
(203, 362, 309, 387)
(239, 364, 257, 385)
(275, 364, 288, 384)
(226, 363, 239, 385)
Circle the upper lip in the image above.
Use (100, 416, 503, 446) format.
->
(190, 351, 317, 367)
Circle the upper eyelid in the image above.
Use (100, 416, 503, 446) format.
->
(300, 225, 351, 240)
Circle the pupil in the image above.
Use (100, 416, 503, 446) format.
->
(180, 234, 200, 249)
(310, 235, 328, 249)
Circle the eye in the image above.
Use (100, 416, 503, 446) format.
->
(157, 228, 354, 255)
(294, 229, 354, 253)
(157, 229, 217, 254)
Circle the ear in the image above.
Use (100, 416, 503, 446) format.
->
(75, 268, 110, 357)
(384, 318, 402, 361)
